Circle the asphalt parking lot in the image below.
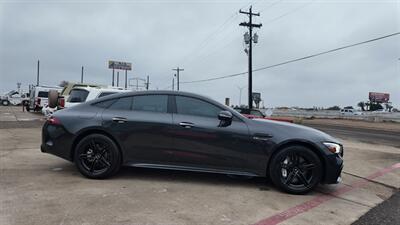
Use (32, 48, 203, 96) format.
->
(0, 106, 399, 225)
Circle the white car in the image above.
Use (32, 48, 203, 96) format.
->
(65, 87, 130, 108)
(42, 87, 130, 117)
(340, 109, 363, 116)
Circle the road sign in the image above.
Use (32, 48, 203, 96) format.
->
(369, 92, 390, 103)
(108, 60, 132, 71)
(252, 92, 261, 104)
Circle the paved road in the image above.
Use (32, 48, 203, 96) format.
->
(303, 123, 400, 148)
(352, 191, 400, 225)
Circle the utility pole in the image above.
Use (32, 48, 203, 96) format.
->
(117, 71, 119, 87)
(172, 77, 175, 91)
(237, 86, 245, 106)
(36, 60, 40, 86)
(112, 68, 115, 86)
(172, 67, 184, 91)
(145, 75, 150, 90)
(239, 6, 262, 109)
(124, 70, 128, 89)
(81, 66, 84, 83)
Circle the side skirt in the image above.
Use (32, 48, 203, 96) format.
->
(125, 163, 261, 177)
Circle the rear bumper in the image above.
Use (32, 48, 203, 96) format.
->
(41, 122, 74, 161)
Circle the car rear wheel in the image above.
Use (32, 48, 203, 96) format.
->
(74, 134, 121, 179)
(1, 100, 10, 106)
(269, 145, 322, 194)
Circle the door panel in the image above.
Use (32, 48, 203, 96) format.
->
(171, 95, 254, 171)
(101, 96, 174, 164)
(171, 114, 253, 171)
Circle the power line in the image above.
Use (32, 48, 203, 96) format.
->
(180, 1, 258, 66)
(263, 0, 315, 25)
(259, 0, 284, 13)
(182, 32, 400, 84)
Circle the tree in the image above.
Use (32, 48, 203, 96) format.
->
(59, 80, 69, 87)
(369, 102, 383, 111)
(327, 105, 341, 110)
(357, 101, 365, 111)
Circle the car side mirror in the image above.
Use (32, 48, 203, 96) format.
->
(218, 111, 233, 127)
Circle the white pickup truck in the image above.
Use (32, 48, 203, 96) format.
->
(0, 90, 29, 106)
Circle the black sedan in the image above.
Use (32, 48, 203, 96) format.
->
(41, 91, 343, 194)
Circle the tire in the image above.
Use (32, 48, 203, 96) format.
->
(269, 145, 322, 194)
(1, 100, 10, 106)
(48, 90, 59, 108)
(74, 134, 121, 179)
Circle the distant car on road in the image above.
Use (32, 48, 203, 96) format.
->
(42, 91, 343, 194)
(340, 109, 363, 116)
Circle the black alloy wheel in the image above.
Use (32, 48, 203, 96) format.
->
(269, 145, 322, 194)
(74, 134, 121, 179)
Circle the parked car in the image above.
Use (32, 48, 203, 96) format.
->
(42, 87, 130, 117)
(234, 107, 293, 123)
(0, 90, 29, 106)
(339, 109, 363, 116)
(27, 85, 63, 112)
(41, 91, 343, 194)
(59, 82, 104, 102)
(65, 87, 130, 108)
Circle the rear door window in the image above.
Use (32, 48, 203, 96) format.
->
(109, 97, 133, 110)
(67, 89, 89, 103)
(132, 95, 168, 113)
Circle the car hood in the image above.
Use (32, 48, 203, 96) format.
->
(249, 118, 341, 144)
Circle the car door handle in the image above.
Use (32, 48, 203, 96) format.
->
(179, 122, 194, 128)
(112, 117, 127, 123)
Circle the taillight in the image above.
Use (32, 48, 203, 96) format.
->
(47, 116, 61, 125)
(58, 98, 65, 108)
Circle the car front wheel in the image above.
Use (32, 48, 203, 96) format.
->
(74, 134, 121, 179)
(269, 145, 322, 194)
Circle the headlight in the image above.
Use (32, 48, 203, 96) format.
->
(323, 142, 342, 154)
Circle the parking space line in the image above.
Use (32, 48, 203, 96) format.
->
(254, 163, 400, 225)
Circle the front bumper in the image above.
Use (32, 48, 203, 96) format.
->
(322, 154, 344, 184)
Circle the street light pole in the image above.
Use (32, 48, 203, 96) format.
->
(36, 60, 40, 86)
(81, 66, 84, 83)
(237, 86, 245, 106)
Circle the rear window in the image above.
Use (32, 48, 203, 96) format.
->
(67, 89, 89, 103)
(38, 91, 48, 98)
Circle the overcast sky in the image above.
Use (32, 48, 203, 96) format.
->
(1, 0, 399, 108)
